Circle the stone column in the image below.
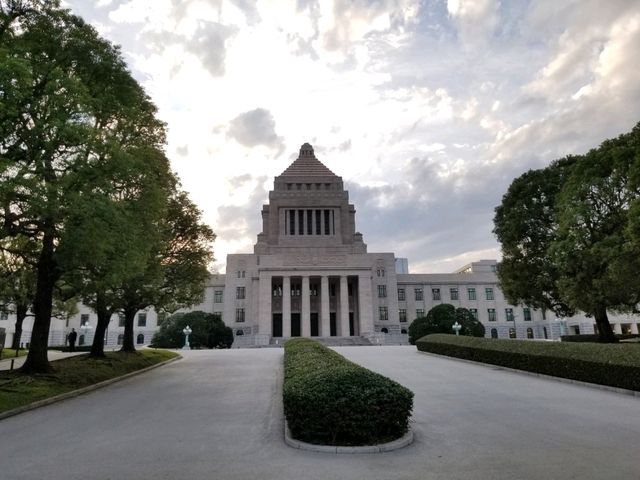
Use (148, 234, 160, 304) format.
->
(358, 274, 374, 335)
(301, 275, 311, 337)
(320, 276, 330, 336)
(339, 276, 349, 336)
(258, 273, 272, 337)
(283, 276, 291, 337)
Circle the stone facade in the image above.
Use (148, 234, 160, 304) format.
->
(2, 143, 640, 348)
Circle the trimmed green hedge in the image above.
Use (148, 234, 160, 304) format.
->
(416, 334, 640, 391)
(561, 334, 640, 343)
(283, 338, 413, 446)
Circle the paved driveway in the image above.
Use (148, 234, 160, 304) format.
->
(0, 346, 638, 480)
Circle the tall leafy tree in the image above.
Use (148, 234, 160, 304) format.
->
(118, 191, 215, 352)
(495, 123, 640, 342)
(0, 2, 166, 371)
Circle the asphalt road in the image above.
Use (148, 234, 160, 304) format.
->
(0, 346, 638, 480)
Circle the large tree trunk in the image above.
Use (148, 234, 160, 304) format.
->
(10, 303, 28, 350)
(594, 305, 617, 343)
(121, 306, 137, 353)
(21, 232, 57, 374)
(90, 292, 110, 358)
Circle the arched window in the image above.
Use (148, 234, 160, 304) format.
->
(400, 329, 407, 334)
(526, 328, 534, 339)
(490, 328, 498, 339)
(117, 334, 124, 345)
(381, 327, 389, 334)
(236, 329, 244, 336)
(136, 333, 144, 344)
(509, 328, 516, 339)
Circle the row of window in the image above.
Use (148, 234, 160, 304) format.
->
(285, 209, 335, 236)
(381, 307, 533, 322)
(77, 313, 150, 328)
(286, 182, 334, 191)
(398, 287, 495, 301)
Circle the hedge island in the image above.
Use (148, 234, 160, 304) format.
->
(416, 334, 640, 391)
(283, 339, 413, 446)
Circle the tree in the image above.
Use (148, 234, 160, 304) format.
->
(151, 311, 232, 349)
(494, 123, 640, 342)
(0, 2, 167, 371)
(408, 304, 483, 344)
(118, 191, 215, 353)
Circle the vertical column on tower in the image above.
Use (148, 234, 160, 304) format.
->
(301, 276, 310, 337)
(339, 276, 349, 336)
(320, 276, 330, 336)
(358, 274, 374, 336)
(282, 276, 291, 338)
(258, 272, 272, 339)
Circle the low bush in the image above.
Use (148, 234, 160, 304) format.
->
(151, 311, 233, 349)
(561, 334, 640, 343)
(408, 304, 484, 344)
(416, 334, 640, 391)
(283, 338, 413, 446)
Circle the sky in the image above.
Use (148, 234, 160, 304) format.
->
(64, 0, 640, 274)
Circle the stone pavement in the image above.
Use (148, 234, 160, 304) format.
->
(0, 346, 638, 480)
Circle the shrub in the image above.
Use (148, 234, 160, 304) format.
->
(151, 311, 233, 349)
(408, 304, 484, 344)
(416, 334, 640, 391)
(561, 334, 640, 343)
(283, 339, 413, 446)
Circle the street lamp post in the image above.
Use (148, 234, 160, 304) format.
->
(182, 325, 193, 350)
(452, 322, 462, 336)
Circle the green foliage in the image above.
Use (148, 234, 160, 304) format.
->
(408, 304, 484, 344)
(283, 339, 413, 446)
(560, 334, 640, 343)
(416, 334, 640, 391)
(494, 123, 640, 342)
(151, 311, 232, 349)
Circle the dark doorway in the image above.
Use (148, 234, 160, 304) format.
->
(291, 313, 301, 337)
(310, 313, 319, 337)
(330, 312, 337, 336)
(272, 313, 283, 338)
(491, 328, 498, 339)
(348, 312, 354, 336)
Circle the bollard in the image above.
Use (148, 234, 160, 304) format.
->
(10, 359, 14, 370)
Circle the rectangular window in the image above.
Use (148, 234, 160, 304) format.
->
(273, 286, 282, 297)
(324, 210, 331, 235)
(310, 285, 318, 296)
(415, 288, 423, 301)
(523, 307, 532, 321)
(289, 209, 295, 235)
(291, 285, 301, 296)
(488, 308, 496, 322)
(235, 308, 245, 323)
(485, 288, 494, 300)
(468, 288, 476, 301)
(379, 307, 388, 321)
(398, 288, 405, 301)
(399, 309, 407, 322)
(0, 311, 8, 321)
(118, 314, 125, 327)
(81, 314, 90, 326)
(315, 209, 321, 235)
(307, 209, 313, 235)
(378, 285, 387, 298)
(137, 313, 147, 327)
(416, 309, 425, 318)
(505, 308, 514, 321)
(450, 288, 459, 300)
(298, 210, 304, 235)
(236, 287, 245, 300)
(432, 288, 441, 301)
(214, 290, 223, 303)
(469, 308, 478, 320)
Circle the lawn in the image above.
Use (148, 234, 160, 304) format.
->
(0, 349, 28, 360)
(0, 349, 179, 415)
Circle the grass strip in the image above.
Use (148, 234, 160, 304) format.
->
(0, 350, 178, 414)
(0, 349, 28, 360)
(416, 334, 640, 391)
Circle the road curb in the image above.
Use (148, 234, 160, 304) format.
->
(284, 421, 414, 454)
(417, 350, 640, 397)
(0, 354, 182, 421)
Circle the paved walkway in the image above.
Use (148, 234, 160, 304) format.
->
(0, 346, 638, 479)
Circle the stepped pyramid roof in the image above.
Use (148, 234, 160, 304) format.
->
(279, 143, 337, 177)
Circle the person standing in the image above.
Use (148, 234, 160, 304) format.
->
(67, 328, 78, 352)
